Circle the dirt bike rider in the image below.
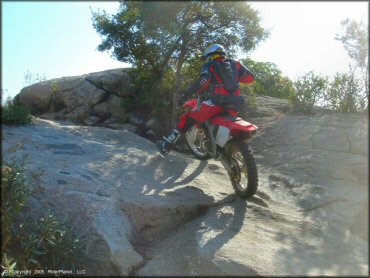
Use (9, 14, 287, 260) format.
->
(156, 44, 255, 156)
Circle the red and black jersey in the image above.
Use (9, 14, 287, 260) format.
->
(190, 57, 254, 96)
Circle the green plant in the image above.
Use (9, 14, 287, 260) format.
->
(1, 156, 86, 273)
(1, 97, 32, 125)
(335, 18, 368, 111)
(241, 83, 257, 108)
(128, 66, 175, 132)
(8, 214, 86, 270)
(120, 96, 136, 111)
(50, 81, 59, 95)
(293, 71, 328, 112)
(1, 254, 17, 277)
(1, 155, 31, 251)
(323, 72, 363, 113)
(241, 58, 296, 101)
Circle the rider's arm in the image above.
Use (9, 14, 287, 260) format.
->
(237, 61, 255, 84)
(186, 65, 211, 95)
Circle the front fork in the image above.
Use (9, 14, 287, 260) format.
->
(220, 153, 233, 174)
(219, 140, 243, 183)
(204, 121, 218, 157)
(218, 140, 235, 179)
(203, 119, 240, 181)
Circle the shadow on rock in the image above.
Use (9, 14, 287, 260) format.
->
(198, 197, 246, 253)
(192, 198, 260, 275)
(132, 154, 208, 198)
(136, 196, 257, 276)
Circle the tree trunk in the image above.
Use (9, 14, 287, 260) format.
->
(157, 5, 192, 83)
(171, 45, 187, 128)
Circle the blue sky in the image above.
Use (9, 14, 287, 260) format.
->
(2, 1, 124, 101)
(2, 1, 368, 101)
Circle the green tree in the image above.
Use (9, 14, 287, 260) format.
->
(335, 18, 368, 110)
(323, 72, 363, 113)
(92, 1, 269, 128)
(293, 71, 328, 112)
(1, 94, 32, 125)
(241, 58, 296, 101)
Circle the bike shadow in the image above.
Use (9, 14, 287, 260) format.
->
(198, 196, 246, 247)
(190, 196, 260, 275)
(139, 152, 209, 196)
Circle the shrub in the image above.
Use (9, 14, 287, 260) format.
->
(120, 96, 136, 111)
(292, 71, 328, 112)
(50, 81, 59, 95)
(7, 214, 86, 271)
(1, 156, 86, 274)
(128, 66, 178, 133)
(241, 58, 296, 101)
(293, 70, 366, 113)
(323, 72, 363, 113)
(1, 97, 32, 125)
(1, 156, 31, 252)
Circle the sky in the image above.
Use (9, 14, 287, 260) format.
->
(248, 1, 368, 78)
(1, 1, 369, 101)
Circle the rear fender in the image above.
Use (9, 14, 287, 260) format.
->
(210, 115, 258, 137)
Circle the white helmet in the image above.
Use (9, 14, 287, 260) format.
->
(202, 44, 226, 60)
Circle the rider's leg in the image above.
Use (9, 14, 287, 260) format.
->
(157, 126, 185, 156)
(157, 100, 223, 156)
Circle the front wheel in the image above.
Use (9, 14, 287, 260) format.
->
(185, 125, 211, 160)
(226, 141, 258, 199)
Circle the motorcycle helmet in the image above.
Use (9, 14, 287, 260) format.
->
(202, 44, 226, 61)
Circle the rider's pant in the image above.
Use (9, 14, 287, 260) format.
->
(177, 100, 224, 133)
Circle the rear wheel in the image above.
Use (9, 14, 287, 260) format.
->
(185, 125, 211, 160)
(226, 141, 258, 199)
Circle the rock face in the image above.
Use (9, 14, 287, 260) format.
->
(2, 118, 235, 276)
(137, 109, 368, 276)
(2, 98, 368, 276)
(14, 68, 141, 130)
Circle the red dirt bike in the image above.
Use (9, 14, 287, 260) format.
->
(179, 97, 259, 199)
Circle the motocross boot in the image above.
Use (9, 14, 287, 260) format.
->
(156, 129, 180, 156)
